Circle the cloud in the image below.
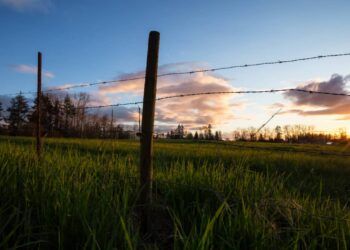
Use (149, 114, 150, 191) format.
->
(89, 106, 139, 123)
(0, 0, 53, 13)
(97, 62, 243, 129)
(283, 74, 350, 119)
(10, 64, 55, 79)
(267, 102, 285, 110)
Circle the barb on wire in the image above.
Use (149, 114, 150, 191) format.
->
(2, 52, 350, 96)
(84, 100, 144, 109)
(80, 88, 350, 110)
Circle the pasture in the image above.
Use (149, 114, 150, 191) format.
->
(0, 137, 349, 249)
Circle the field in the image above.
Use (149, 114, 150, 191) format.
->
(0, 136, 349, 249)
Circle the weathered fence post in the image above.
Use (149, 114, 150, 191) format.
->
(36, 52, 42, 158)
(139, 31, 160, 235)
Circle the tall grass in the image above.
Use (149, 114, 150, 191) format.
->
(0, 137, 349, 249)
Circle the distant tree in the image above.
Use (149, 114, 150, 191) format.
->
(258, 133, 264, 142)
(194, 131, 199, 140)
(6, 94, 29, 135)
(52, 98, 62, 132)
(186, 132, 193, 139)
(199, 132, 204, 140)
(338, 128, 347, 141)
(214, 131, 222, 141)
(74, 93, 90, 136)
(283, 125, 292, 142)
(116, 124, 125, 139)
(170, 124, 185, 139)
(177, 124, 185, 139)
(63, 95, 75, 132)
(248, 127, 257, 141)
(275, 126, 282, 142)
(232, 130, 241, 141)
(29, 94, 55, 136)
(209, 124, 215, 140)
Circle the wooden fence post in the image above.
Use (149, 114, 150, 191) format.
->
(139, 31, 160, 235)
(36, 52, 42, 158)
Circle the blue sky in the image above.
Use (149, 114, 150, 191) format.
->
(1, 0, 350, 135)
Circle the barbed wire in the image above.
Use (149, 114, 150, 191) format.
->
(254, 108, 283, 135)
(157, 52, 350, 76)
(0, 76, 146, 96)
(81, 88, 350, 109)
(2, 52, 350, 96)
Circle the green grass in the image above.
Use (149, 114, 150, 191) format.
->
(0, 136, 349, 249)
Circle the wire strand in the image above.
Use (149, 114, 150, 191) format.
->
(81, 88, 350, 109)
(2, 52, 350, 96)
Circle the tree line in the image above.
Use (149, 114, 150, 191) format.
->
(0, 93, 138, 139)
(156, 124, 223, 140)
(232, 125, 348, 144)
(0, 93, 223, 141)
(1, 93, 347, 144)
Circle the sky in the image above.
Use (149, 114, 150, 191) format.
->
(1, 0, 350, 137)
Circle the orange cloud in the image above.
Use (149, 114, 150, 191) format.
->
(97, 62, 242, 128)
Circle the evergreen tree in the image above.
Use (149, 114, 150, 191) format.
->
(214, 131, 222, 141)
(42, 95, 54, 133)
(194, 131, 199, 140)
(52, 99, 62, 131)
(207, 124, 213, 140)
(186, 132, 193, 139)
(30, 94, 55, 136)
(6, 94, 29, 135)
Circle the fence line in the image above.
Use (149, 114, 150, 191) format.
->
(2, 52, 350, 97)
(81, 88, 350, 109)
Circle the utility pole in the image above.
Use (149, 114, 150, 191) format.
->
(36, 52, 42, 158)
(139, 31, 160, 235)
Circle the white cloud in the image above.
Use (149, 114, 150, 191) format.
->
(0, 0, 53, 13)
(10, 64, 55, 79)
